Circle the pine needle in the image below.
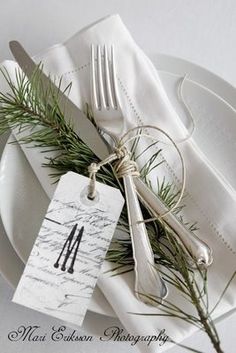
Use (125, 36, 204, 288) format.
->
(0, 66, 230, 353)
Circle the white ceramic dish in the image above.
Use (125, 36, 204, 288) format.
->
(0, 132, 25, 287)
(1, 55, 236, 318)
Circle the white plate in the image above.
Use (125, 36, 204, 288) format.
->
(0, 133, 25, 287)
(1, 55, 236, 318)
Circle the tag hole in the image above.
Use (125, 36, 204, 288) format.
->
(80, 187, 100, 205)
(87, 194, 95, 201)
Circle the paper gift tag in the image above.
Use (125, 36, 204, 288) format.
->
(13, 172, 124, 326)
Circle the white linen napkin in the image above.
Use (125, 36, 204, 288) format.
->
(1, 14, 236, 352)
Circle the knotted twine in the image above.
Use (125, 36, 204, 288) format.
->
(87, 125, 186, 223)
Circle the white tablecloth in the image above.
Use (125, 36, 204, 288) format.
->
(0, 1, 236, 352)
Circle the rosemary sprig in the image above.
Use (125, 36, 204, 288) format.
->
(0, 66, 233, 353)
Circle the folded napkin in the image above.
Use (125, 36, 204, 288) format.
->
(2, 14, 236, 352)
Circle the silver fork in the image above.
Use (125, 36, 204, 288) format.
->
(90, 44, 168, 305)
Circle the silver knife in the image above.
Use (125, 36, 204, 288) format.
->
(9, 41, 109, 161)
(9, 40, 213, 267)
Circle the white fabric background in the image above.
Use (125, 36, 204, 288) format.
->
(0, 1, 236, 352)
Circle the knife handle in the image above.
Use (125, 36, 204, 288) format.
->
(134, 178, 213, 267)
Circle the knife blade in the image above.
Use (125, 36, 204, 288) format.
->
(9, 40, 213, 267)
(9, 40, 109, 161)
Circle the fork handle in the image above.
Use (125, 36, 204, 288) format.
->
(123, 175, 167, 304)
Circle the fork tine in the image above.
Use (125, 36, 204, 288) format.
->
(110, 45, 118, 109)
(90, 44, 99, 110)
(97, 45, 106, 109)
(104, 45, 115, 109)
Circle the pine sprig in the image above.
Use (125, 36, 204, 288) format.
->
(0, 66, 233, 353)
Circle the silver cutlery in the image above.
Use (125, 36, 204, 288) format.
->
(90, 44, 168, 304)
(9, 41, 213, 273)
(89, 43, 213, 268)
(135, 180, 213, 267)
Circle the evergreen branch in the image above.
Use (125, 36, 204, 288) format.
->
(0, 66, 230, 353)
(209, 270, 236, 315)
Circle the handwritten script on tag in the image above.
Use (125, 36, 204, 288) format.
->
(13, 172, 124, 326)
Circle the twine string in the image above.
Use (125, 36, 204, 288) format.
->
(87, 125, 186, 222)
(176, 74, 196, 143)
(87, 146, 140, 200)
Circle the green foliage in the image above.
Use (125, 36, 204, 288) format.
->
(0, 66, 232, 353)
